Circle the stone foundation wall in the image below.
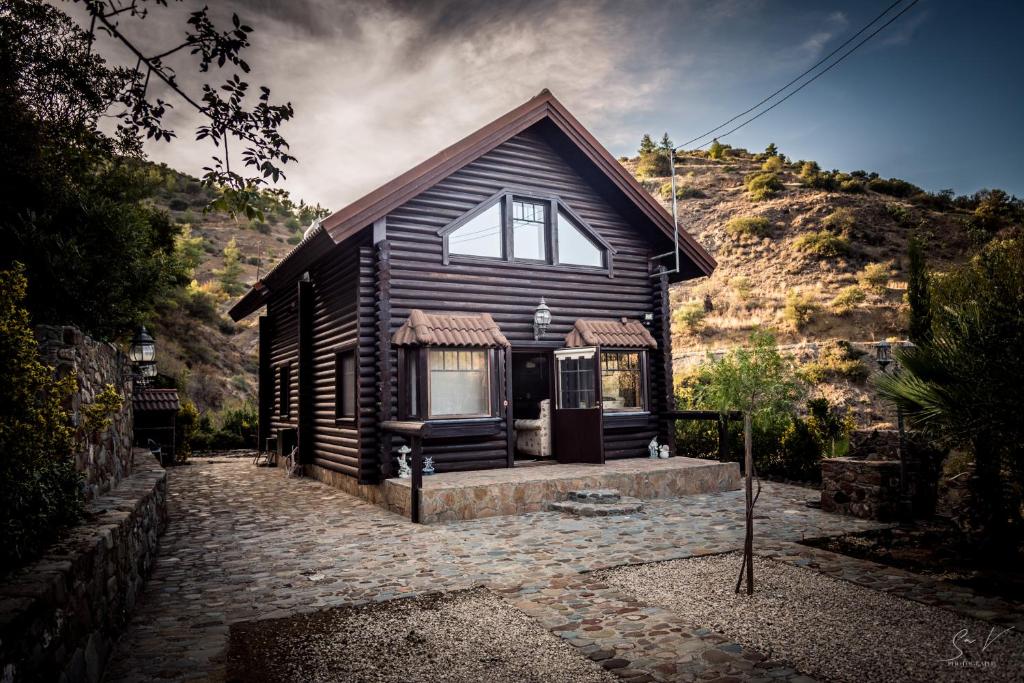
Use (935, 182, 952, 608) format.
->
(820, 457, 902, 520)
(36, 325, 134, 501)
(0, 450, 167, 683)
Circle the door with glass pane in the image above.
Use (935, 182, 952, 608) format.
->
(552, 347, 603, 464)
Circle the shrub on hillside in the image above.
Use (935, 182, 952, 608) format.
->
(673, 301, 706, 332)
(829, 285, 866, 315)
(708, 139, 728, 160)
(725, 215, 772, 239)
(839, 179, 865, 193)
(0, 265, 82, 573)
(636, 151, 671, 178)
(659, 181, 706, 200)
(858, 262, 891, 292)
(761, 156, 784, 172)
(800, 341, 870, 383)
(168, 198, 189, 211)
(746, 172, 783, 201)
(783, 289, 818, 329)
(822, 207, 856, 233)
(869, 176, 921, 198)
(730, 276, 752, 301)
(793, 231, 851, 258)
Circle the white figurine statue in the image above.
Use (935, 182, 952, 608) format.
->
(423, 456, 435, 475)
(659, 444, 671, 459)
(397, 445, 412, 479)
(648, 437, 660, 459)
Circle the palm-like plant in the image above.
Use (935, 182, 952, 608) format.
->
(875, 239, 1024, 549)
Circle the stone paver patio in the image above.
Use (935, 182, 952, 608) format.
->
(103, 457, 1019, 682)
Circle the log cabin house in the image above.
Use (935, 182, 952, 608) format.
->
(229, 89, 715, 500)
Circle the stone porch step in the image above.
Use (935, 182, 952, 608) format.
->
(550, 496, 643, 517)
(568, 488, 621, 503)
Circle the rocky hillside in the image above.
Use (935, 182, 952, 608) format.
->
(145, 165, 326, 412)
(624, 144, 989, 426)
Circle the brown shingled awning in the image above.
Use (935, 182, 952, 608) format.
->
(132, 388, 181, 413)
(393, 310, 510, 348)
(565, 318, 657, 349)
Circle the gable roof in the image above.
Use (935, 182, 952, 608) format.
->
(230, 89, 715, 321)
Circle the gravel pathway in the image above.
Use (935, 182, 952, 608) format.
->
(227, 589, 616, 683)
(598, 552, 1024, 683)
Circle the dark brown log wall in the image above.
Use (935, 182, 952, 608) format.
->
(383, 125, 666, 472)
(267, 286, 299, 435)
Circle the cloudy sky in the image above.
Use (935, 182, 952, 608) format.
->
(72, 0, 1024, 210)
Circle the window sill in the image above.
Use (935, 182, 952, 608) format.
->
(447, 255, 611, 277)
(389, 417, 503, 439)
(334, 417, 357, 427)
(603, 411, 651, 428)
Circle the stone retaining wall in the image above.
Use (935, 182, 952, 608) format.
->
(36, 325, 134, 501)
(0, 450, 167, 683)
(820, 457, 902, 520)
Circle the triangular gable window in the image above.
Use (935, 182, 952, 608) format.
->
(448, 202, 504, 259)
(439, 190, 616, 274)
(556, 210, 603, 267)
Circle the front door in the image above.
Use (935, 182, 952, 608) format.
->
(552, 347, 603, 464)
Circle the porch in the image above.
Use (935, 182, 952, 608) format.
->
(382, 456, 741, 523)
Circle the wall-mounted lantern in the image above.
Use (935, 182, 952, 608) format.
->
(533, 297, 552, 340)
(642, 312, 654, 328)
(129, 325, 157, 388)
(874, 339, 893, 373)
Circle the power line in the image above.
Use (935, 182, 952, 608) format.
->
(679, 0, 906, 149)
(694, 0, 920, 149)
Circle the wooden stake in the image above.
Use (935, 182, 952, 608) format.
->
(743, 412, 754, 595)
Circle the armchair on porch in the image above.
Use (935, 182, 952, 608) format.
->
(514, 399, 551, 457)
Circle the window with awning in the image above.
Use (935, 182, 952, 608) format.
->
(393, 310, 509, 421)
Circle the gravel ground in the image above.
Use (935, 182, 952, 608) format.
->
(597, 552, 1024, 683)
(226, 588, 617, 683)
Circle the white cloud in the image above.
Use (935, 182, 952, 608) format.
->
(121, 1, 674, 210)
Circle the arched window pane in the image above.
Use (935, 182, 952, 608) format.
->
(449, 203, 503, 258)
(557, 210, 603, 267)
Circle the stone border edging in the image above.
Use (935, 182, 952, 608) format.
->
(0, 449, 167, 683)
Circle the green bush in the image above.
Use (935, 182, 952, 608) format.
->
(673, 301, 706, 332)
(746, 172, 783, 201)
(858, 262, 890, 292)
(869, 176, 921, 198)
(636, 151, 671, 178)
(659, 181, 705, 200)
(783, 290, 818, 329)
(793, 230, 851, 258)
(822, 208, 856, 233)
(175, 399, 200, 462)
(839, 179, 866, 193)
(708, 139, 727, 160)
(217, 401, 259, 449)
(829, 285, 866, 315)
(761, 156, 784, 172)
(0, 265, 82, 573)
(800, 342, 870, 383)
(168, 197, 189, 211)
(725, 215, 772, 239)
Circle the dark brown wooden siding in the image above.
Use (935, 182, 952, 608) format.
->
(267, 285, 299, 435)
(305, 240, 368, 477)
(383, 125, 666, 472)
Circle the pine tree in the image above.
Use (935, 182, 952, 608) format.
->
(659, 133, 673, 153)
(638, 134, 656, 156)
(217, 238, 244, 296)
(764, 142, 779, 158)
(907, 235, 932, 344)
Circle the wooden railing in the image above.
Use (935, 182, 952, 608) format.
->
(381, 419, 502, 523)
